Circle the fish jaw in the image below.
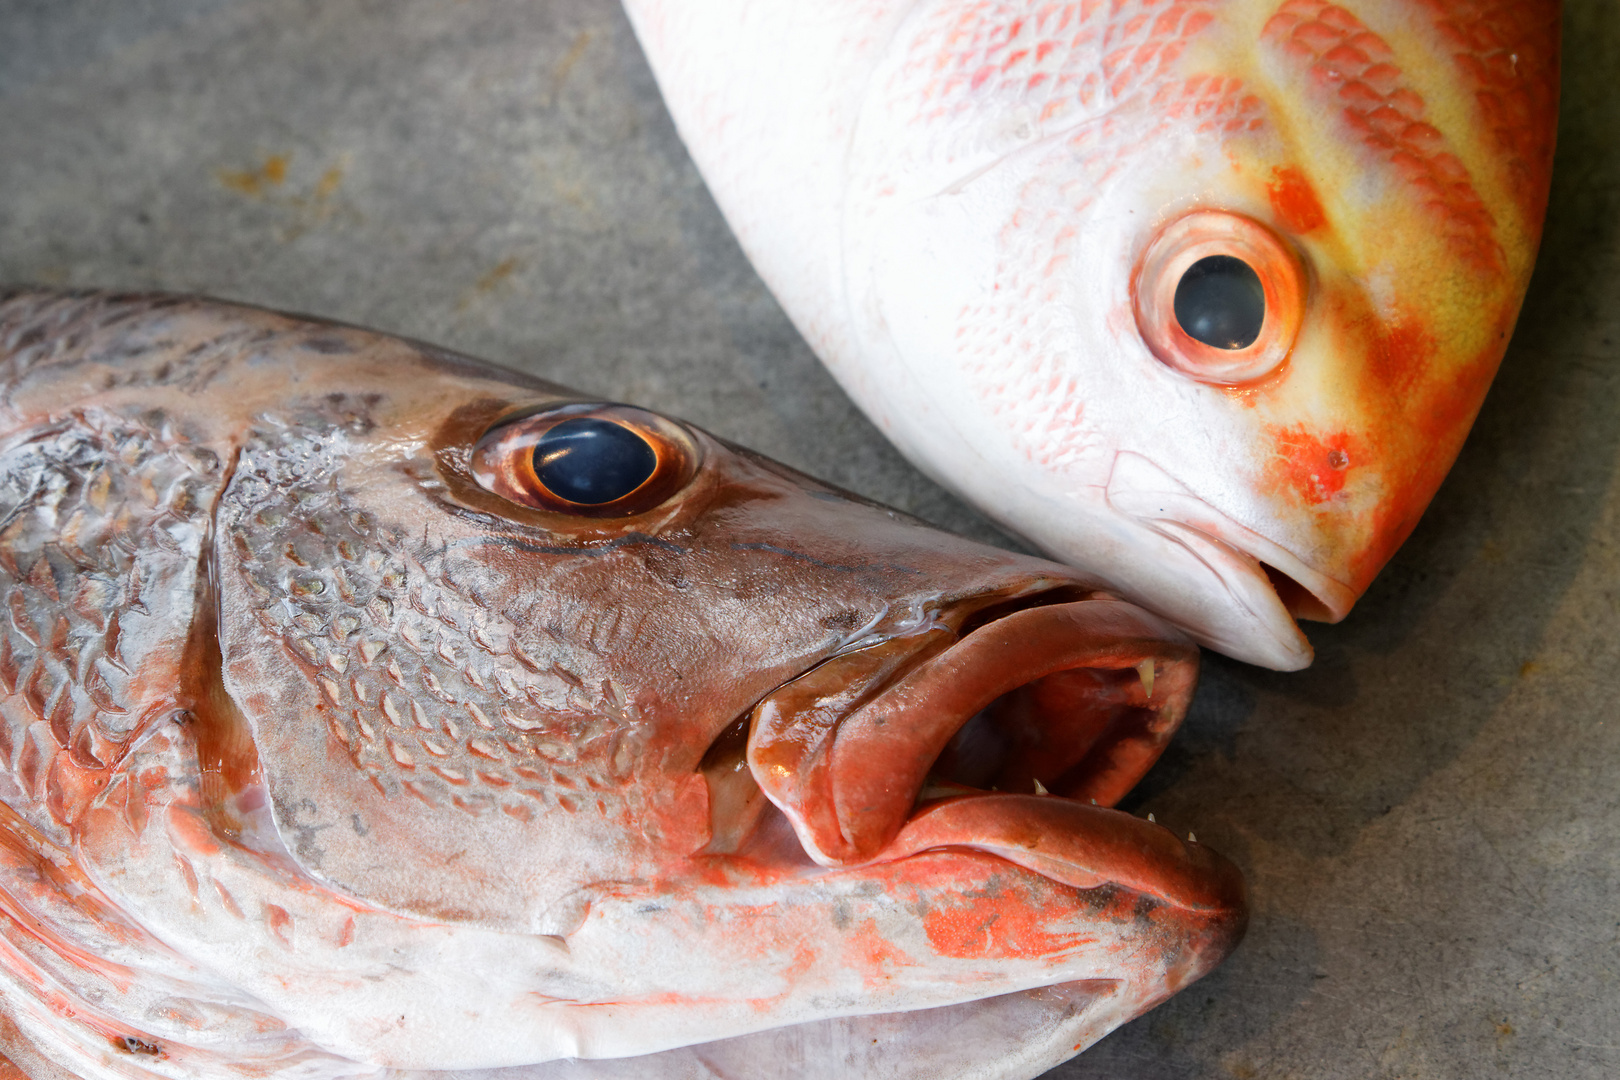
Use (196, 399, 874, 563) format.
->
(551, 980, 1142, 1080)
(552, 585, 1244, 1064)
(527, 833, 1245, 1064)
(1098, 449, 1373, 670)
(500, 579, 1243, 1067)
(84, 575, 1237, 1073)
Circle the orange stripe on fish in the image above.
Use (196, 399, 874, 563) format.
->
(1263, 0, 1503, 273)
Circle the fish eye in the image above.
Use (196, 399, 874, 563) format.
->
(471, 404, 701, 517)
(1134, 211, 1305, 385)
(533, 418, 657, 504)
(1174, 255, 1265, 350)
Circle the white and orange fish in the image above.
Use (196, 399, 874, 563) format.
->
(623, 0, 1561, 669)
(0, 291, 1243, 1080)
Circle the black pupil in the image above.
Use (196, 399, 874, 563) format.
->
(1173, 255, 1266, 350)
(532, 418, 658, 505)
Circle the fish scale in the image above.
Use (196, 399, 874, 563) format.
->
(1414, 0, 1560, 214)
(221, 418, 646, 832)
(0, 295, 242, 400)
(853, 15, 1270, 469)
(1264, 0, 1503, 272)
(0, 412, 218, 839)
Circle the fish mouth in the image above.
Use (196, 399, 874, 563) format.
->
(1105, 452, 1358, 670)
(704, 586, 1241, 916)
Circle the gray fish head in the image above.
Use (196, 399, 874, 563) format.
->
(0, 290, 1244, 1076)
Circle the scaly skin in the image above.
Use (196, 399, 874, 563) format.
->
(0, 291, 1242, 1080)
(623, 0, 1561, 669)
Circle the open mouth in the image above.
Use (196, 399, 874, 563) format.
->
(1101, 451, 1360, 670)
(1107, 452, 1356, 624)
(700, 585, 1243, 915)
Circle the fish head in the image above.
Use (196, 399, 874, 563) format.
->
(0, 293, 1243, 1071)
(841, 0, 1559, 669)
(203, 327, 1244, 1064)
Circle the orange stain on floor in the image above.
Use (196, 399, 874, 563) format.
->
(312, 163, 344, 202)
(550, 29, 595, 101)
(217, 153, 289, 197)
(475, 257, 520, 294)
(455, 257, 523, 314)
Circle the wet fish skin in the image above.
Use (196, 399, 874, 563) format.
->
(622, 0, 1561, 670)
(0, 291, 1242, 1079)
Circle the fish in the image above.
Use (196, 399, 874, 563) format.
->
(0, 289, 1244, 1079)
(620, 0, 1562, 669)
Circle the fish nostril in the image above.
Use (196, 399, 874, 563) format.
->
(1261, 563, 1336, 623)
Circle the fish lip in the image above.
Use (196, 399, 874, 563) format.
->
(1104, 451, 1358, 661)
(745, 588, 1204, 896)
(878, 795, 1248, 917)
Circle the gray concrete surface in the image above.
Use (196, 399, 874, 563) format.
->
(1, 2, 1615, 1077)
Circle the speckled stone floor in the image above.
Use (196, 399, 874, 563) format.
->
(1, 3, 1616, 1077)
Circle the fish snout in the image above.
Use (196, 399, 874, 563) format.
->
(1104, 452, 1360, 670)
(713, 579, 1246, 997)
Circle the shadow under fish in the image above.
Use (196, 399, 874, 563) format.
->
(0, 290, 1244, 1080)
